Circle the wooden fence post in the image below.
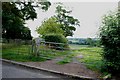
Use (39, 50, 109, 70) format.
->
(31, 38, 41, 57)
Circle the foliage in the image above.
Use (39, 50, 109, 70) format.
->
(2, 2, 51, 40)
(86, 38, 100, 47)
(68, 38, 100, 46)
(44, 34, 68, 49)
(2, 2, 51, 20)
(37, 4, 80, 38)
(21, 27, 32, 40)
(36, 17, 64, 37)
(99, 11, 120, 74)
(94, 39, 101, 47)
(86, 38, 94, 47)
(44, 34, 67, 43)
(55, 5, 80, 37)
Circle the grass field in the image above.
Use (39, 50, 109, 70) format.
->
(69, 44, 103, 72)
(69, 44, 88, 49)
(2, 44, 46, 62)
(2, 43, 69, 62)
(2, 43, 103, 73)
(78, 47, 103, 71)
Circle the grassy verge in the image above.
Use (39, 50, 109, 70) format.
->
(2, 52, 47, 62)
(2, 44, 46, 62)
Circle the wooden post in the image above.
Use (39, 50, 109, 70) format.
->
(33, 38, 41, 57)
(31, 39, 35, 56)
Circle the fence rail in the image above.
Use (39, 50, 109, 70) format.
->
(40, 41, 67, 44)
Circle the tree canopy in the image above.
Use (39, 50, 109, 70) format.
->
(100, 10, 120, 75)
(37, 4, 80, 38)
(2, 1, 51, 40)
(36, 17, 64, 37)
(55, 5, 80, 37)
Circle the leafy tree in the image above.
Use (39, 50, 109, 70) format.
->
(94, 39, 101, 47)
(36, 17, 64, 37)
(36, 16, 70, 49)
(100, 10, 120, 75)
(21, 27, 32, 40)
(2, 2, 51, 20)
(86, 38, 94, 46)
(2, 2, 51, 40)
(55, 5, 80, 37)
(44, 34, 68, 50)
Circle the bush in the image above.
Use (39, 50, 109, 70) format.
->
(44, 34, 69, 50)
(100, 11, 120, 75)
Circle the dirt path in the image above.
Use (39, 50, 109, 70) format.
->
(22, 59, 100, 78)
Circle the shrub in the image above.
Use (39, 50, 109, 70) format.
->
(100, 11, 120, 75)
(44, 34, 69, 50)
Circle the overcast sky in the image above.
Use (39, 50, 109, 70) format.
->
(25, 1, 118, 38)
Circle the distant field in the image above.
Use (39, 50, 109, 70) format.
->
(69, 44, 88, 49)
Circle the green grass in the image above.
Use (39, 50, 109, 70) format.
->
(57, 45, 103, 71)
(2, 44, 47, 62)
(69, 44, 88, 49)
(57, 53, 75, 64)
(76, 47, 103, 72)
(57, 57, 72, 64)
(38, 49, 69, 60)
(60, 44, 103, 72)
(2, 43, 69, 62)
(2, 52, 47, 62)
(2, 43, 104, 74)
